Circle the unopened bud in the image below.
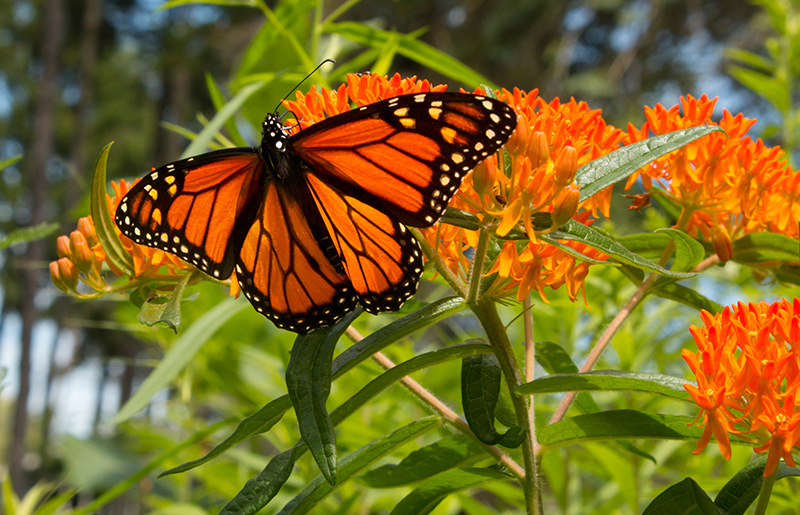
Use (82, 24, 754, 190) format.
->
(506, 119, 528, 155)
(57, 257, 79, 290)
(554, 146, 578, 187)
(50, 260, 68, 292)
(472, 159, 497, 196)
(712, 226, 733, 263)
(70, 230, 95, 273)
(77, 217, 98, 247)
(56, 235, 72, 259)
(527, 131, 550, 168)
(552, 186, 580, 227)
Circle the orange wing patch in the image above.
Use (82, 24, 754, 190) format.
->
(306, 174, 422, 314)
(235, 181, 358, 334)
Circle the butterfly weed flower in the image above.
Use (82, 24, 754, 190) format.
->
(626, 95, 794, 246)
(425, 88, 622, 303)
(683, 299, 800, 476)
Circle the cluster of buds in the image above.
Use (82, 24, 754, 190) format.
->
(50, 217, 106, 297)
(683, 299, 800, 476)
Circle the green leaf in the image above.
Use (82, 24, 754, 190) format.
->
(614, 233, 672, 256)
(461, 353, 524, 447)
(642, 478, 720, 515)
(389, 467, 510, 515)
(656, 228, 705, 273)
(618, 264, 723, 313)
(714, 456, 800, 515)
(359, 435, 486, 488)
(323, 22, 494, 88)
(517, 370, 694, 402)
(90, 143, 135, 276)
(534, 341, 599, 415)
(0, 222, 59, 251)
(538, 410, 748, 449)
(576, 126, 726, 202)
(723, 48, 776, 74)
(277, 418, 441, 514)
(165, 298, 465, 477)
(555, 220, 696, 279)
(136, 272, 195, 332)
(112, 298, 247, 424)
(72, 417, 236, 515)
(0, 154, 22, 171)
(219, 447, 300, 515)
(182, 81, 267, 158)
(649, 189, 684, 221)
(732, 232, 800, 264)
(205, 73, 246, 147)
(728, 66, 789, 112)
(286, 315, 356, 486)
(160, 395, 291, 477)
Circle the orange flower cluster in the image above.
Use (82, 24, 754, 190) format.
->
(683, 299, 800, 476)
(50, 179, 192, 298)
(625, 95, 797, 252)
(283, 72, 446, 128)
(424, 89, 624, 302)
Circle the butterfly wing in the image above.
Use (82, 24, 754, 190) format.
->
(235, 179, 358, 334)
(115, 148, 263, 280)
(305, 173, 423, 314)
(291, 92, 517, 228)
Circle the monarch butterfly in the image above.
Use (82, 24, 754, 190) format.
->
(115, 91, 517, 333)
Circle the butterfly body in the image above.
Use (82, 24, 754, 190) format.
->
(116, 92, 517, 333)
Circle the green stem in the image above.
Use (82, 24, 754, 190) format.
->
(754, 468, 778, 515)
(472, 298, 538, 515)
(409, 227, 467, 297)
(467, 225, 492, 305)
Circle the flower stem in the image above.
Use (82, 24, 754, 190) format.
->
(754, 468, 778, 515)
(467, 223, 492, 305)
(472, 298, 539, 514)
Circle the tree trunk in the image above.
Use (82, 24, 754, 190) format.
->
(10, 0, 65, 495)
(67, 0, 102, 205)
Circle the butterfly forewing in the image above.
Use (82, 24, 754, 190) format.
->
(235, 181, 358, 334)
(292, 92, 517, 228)
(115, 149, 263, 279)
(305, 174, 423, 314)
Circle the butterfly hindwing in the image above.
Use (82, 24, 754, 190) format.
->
(305, 174, 423, 314)
(292, 92, 517, 228)
(235, 180, 358, 334)
(115, 148, 263, 279)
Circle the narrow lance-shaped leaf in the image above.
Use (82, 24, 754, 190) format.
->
(390, 467, 511, 515)
(0, 222, 59, 251)
(517, 370, 694, 402)
(286, 314, 356, 486)
(277, 418, 442, 515)
(714, 456, 800, 515)
(90, 142, 134, 276)
(359, 434, 486, 488)
(461, 353, 524, 447)
(655, 228, 705, 273)
(112, 298, 248, 424)
(576, 126, 726, 202)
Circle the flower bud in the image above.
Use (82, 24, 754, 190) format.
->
(56, 235, 72, 259)
(50, 260, 68, 292)
(77, 217, 98, 247)
(712, 225, 733, 263)
(554, 146, 578, 187)
(527, 131, 550, 169)
(57, 257, 79, 290)
(552, 186, 580, 227)
(506, 119, 528, 155)
(70, 230, 95, 273)
(472, 159, 497, 197)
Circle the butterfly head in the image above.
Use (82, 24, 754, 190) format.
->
(261, 114, 291, 154)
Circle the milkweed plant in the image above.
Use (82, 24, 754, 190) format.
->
(50, 15, 800, 515)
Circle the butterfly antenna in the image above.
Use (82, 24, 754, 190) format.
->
(273, 59, 336, 113)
